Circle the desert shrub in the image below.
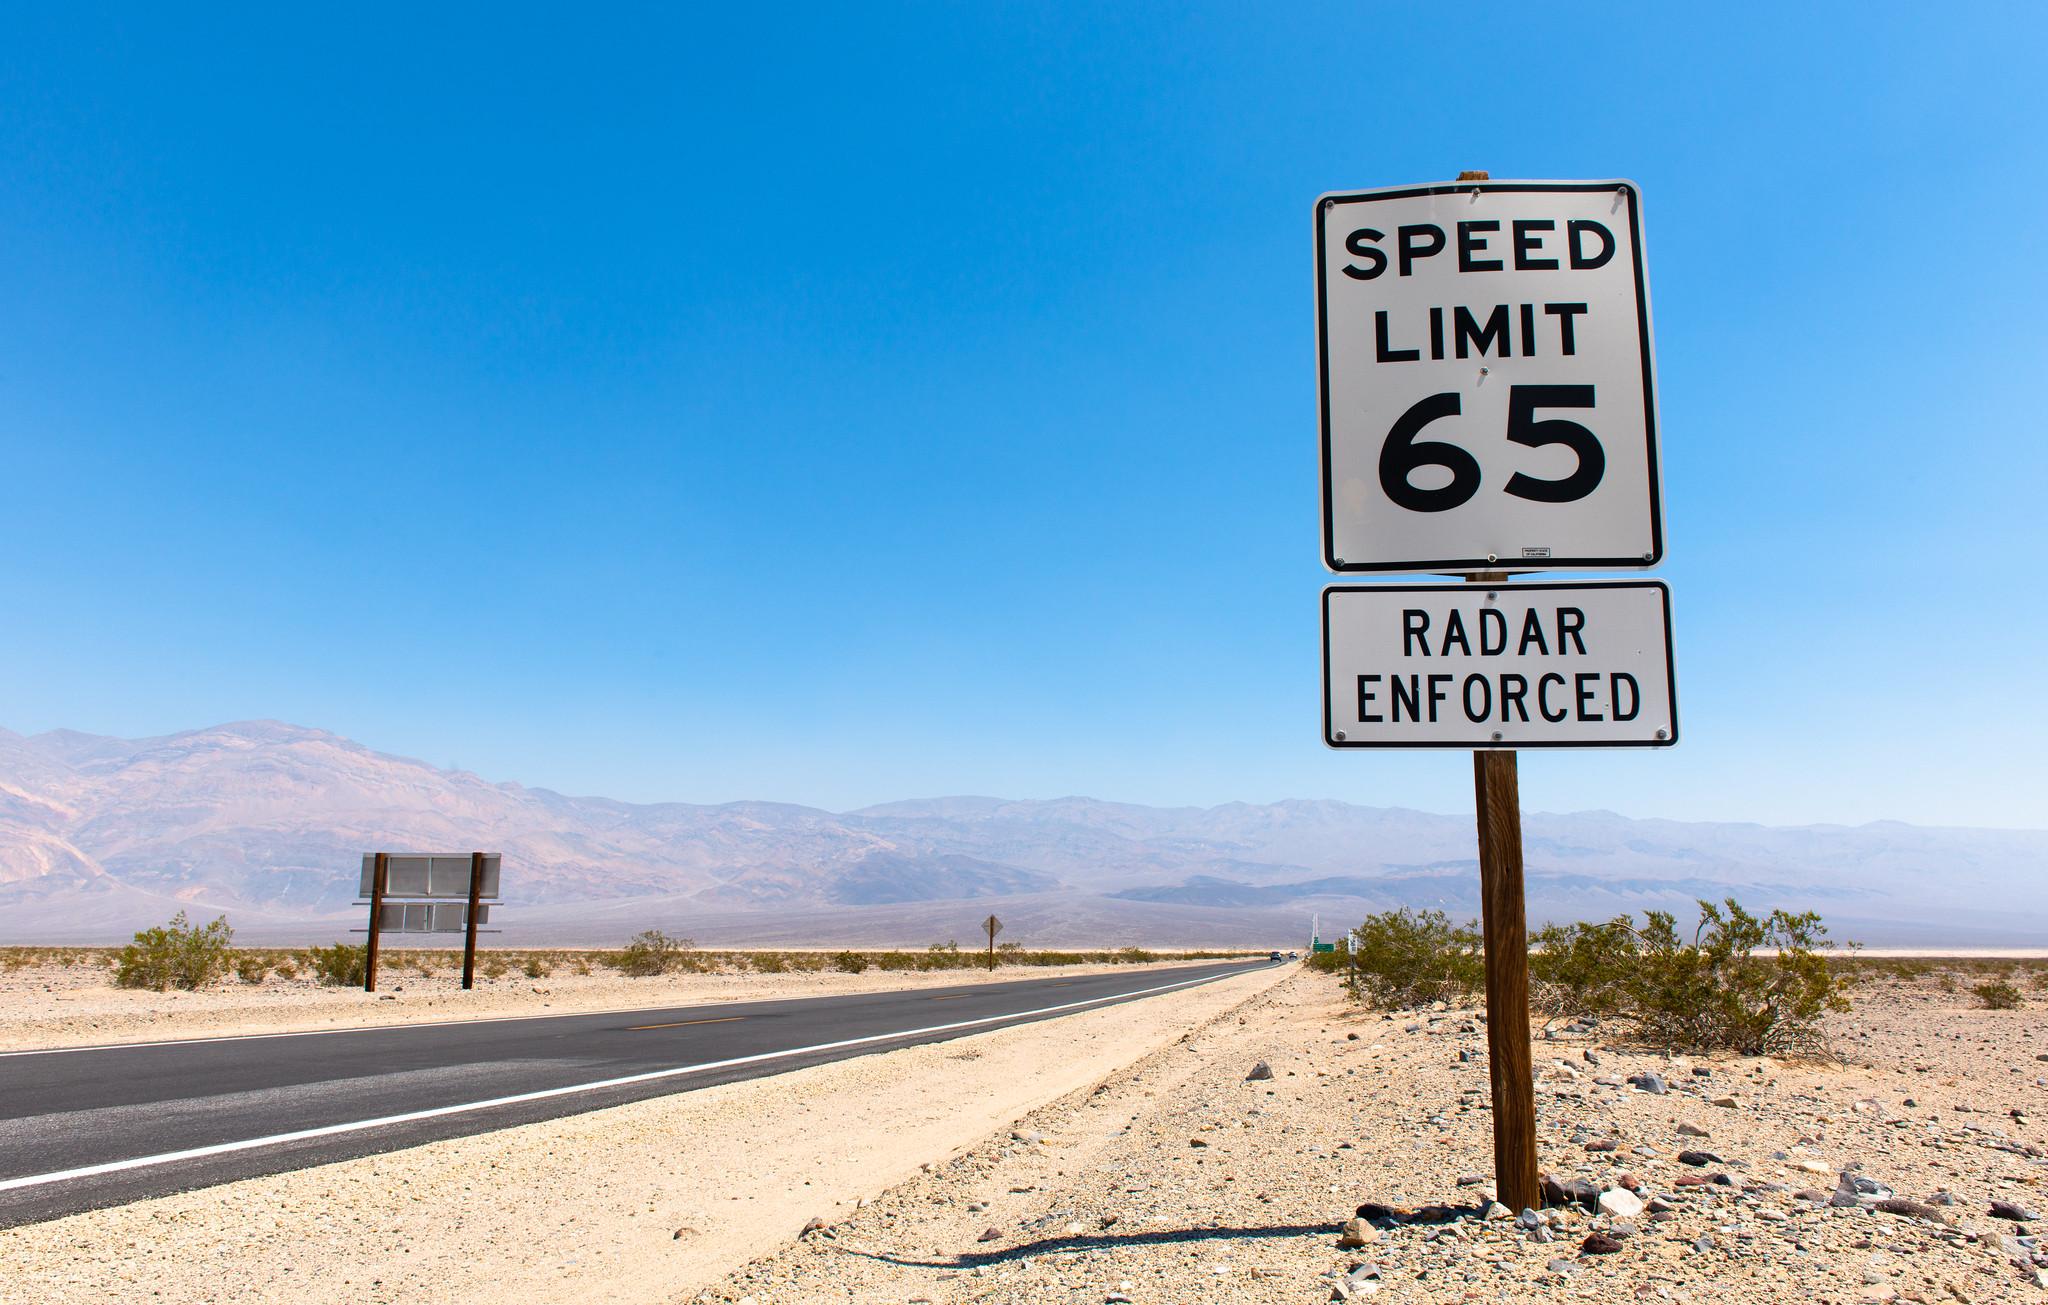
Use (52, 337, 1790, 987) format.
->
(1974, 980, 2023, 1010)
(1529, 900, 1850, 1056)
(1116, 947, 1157, 965)
(573, 957, 592, 976)
(1530, 916, 1642, 1017)
(749, 951, 790, 974)
(2031, 970, 2048, 993)
(523, 955, 549, 979)
(304, 942, 368, 986)
(612, 930, 693, 977)
(1304, 946, 1347, 974)
(831, 951, 870, 973)
(1335, 909, 1484, 1008)
(274, 958, 299, 980)
(234, 954, 271, 985)
(114, 912, 235, 992)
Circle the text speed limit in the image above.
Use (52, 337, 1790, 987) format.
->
(1317, 180, 1664, 573)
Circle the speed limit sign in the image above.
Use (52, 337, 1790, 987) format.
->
(1316, 180, 1663, 573)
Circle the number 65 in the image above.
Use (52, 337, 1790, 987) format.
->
(1378, 385, 1605, 513)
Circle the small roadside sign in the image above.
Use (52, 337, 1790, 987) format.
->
(1316, 180, 1661, 573)
(1322, 580, 1675, 749)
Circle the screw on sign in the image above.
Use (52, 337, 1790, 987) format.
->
(1311, 171, 1677, 1215)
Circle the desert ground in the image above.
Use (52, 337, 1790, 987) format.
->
(689, 963, 2047, 1305)
(3, 960, 2046, 1303)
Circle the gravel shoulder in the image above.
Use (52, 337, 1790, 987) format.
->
(0, 962, 1289, 1304)
(694, 968, 2048, 1304)
(0, 956, 1241, 1051)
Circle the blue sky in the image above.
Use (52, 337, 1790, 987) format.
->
(2, 4, 2042, 828)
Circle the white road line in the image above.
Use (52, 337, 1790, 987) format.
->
(0, 967, 1251, 1194)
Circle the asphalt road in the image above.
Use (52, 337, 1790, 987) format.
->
(0, 958, 1272, 1227)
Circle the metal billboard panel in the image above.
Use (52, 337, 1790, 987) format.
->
(357, 853, 501, 900)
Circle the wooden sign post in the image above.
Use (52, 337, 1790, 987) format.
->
(983, 914, 1002, 972)
(1474, 747, 1540, 1210)
(461, 850, 486, 990)
(1468, 562, 1540, 1212)
(363, 850, 390, 994)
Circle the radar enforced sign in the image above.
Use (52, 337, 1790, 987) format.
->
(1323, 581, 1676, 748)
(1317, 180, 1662, 572)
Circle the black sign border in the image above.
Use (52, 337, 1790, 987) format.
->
(1320, 579, 1678, 749)
(1315, 180, 1664, 574)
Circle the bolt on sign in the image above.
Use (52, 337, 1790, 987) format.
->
(1322, 580, 1676, 748)
(1316, 180, 1662, 573)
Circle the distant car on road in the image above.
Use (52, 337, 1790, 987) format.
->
(1267, 950, 1282, 961)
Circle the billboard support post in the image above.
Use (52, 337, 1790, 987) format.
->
(462, 851, 486, 991)
(364, 851, 390, 994)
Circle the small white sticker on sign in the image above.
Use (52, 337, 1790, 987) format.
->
(1322, 581, 1676, 749)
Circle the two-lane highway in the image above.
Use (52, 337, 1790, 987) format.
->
(0, 958, 1274, 1226)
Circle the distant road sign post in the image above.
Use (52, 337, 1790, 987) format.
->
(1312, 171, 1675, 1214)
(355, 853, 503, 992)
(983, 914, 1002, 972)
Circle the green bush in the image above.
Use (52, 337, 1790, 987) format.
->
(234, 954, 271, 985)
(612, 930, 693, 977)
(1334, 909, 1484, 1008)
(831, 951, 869, 973)
(304, 942, 368, 986)
(113, 912, 235, 992)
(1530, 915, 1644, 1017)
(1974, 980, 2023, 1010)
(1529, 899, 1851, 1056)
(1304, 946, 1347, 975)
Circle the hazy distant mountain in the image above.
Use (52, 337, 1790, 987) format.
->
(0, 721, 2042, 946)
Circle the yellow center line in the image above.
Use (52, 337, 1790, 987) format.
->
(626, 1016, 746, 1031)
(928, 994, 973, 1001)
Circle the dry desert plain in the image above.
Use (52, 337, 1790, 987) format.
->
(2, 956, 2046, 1304)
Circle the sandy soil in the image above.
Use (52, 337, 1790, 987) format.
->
(0, 955, 1244, 1052)
(0, 964, 1288, 1303)
(692, 969, 2048, 1304)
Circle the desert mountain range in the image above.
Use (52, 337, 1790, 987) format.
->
(1, 721, 2041, 946)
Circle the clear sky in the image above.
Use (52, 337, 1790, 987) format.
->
(3, 4, 2043, 828)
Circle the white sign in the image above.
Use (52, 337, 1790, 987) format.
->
(1323, 581, 1676, 748)
(1317, 180, 1662, 573)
